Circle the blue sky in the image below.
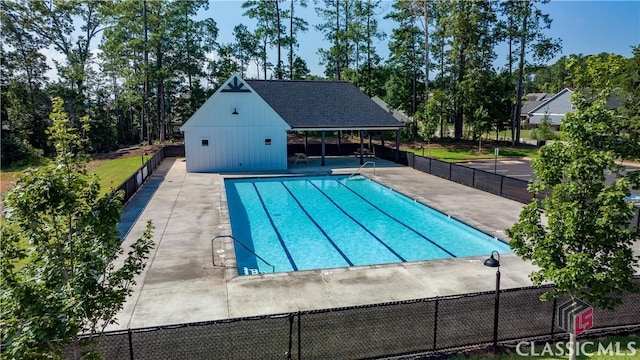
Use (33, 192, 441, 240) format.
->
(202, 0, 640, 78)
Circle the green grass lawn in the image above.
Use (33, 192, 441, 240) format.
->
(403, 145, 539, 162)
(90, 155, 150, 196)
(2, 155, 150, 269)
(1, 155, 150, 197)
(490, 129, 534, 140)
(491, 129, 564, 141)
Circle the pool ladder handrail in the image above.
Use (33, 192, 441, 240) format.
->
(348, 161, 376, 179)
(211, 235, 275, 273)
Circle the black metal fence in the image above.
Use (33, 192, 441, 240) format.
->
(53, 145, 638, 358)
(373, 145, 534, 204)
(69, 279, 640, 359)
(114, 145, 184, 204)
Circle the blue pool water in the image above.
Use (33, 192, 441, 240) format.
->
(225, 176, 511, 275)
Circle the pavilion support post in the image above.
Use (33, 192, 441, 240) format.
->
(381, 131, 385, 148)
(304, 132, 308, 154)
(368, 132, 372, 150)
(337, 131, 342, 154)
(359, 130, 364, 165)
(321, 130, 326, 166)
(395, 130, 401, 163)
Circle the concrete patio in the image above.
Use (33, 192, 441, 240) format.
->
(108, 155, 632, 331)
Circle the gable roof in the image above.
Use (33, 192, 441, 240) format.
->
(371, 96, 412, 123)
(527, 88, 573, 114)
(525, 93, 550, 102)
(245, 79, 404, 130)
(521, 100, 546, 115)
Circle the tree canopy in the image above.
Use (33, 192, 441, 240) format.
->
(1, 98, 154, 358)
(507, 54, 640, 310)
(1, 0, 638, 167)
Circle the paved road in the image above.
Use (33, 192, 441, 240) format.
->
(458, 158, 640, 196)
(457, 158, 534, 180)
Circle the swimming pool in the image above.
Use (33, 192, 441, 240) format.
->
(225, 175, 511, 275)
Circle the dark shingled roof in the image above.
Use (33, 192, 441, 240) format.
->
(521, 100, 547, 115)
(245, 79, 404, 130)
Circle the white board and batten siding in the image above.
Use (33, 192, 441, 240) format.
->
(180, 76, 291, 172)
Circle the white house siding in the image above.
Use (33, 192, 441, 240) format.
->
(181, 76, 290, 172)
(184, 126, 286, 172)
(529, 89, 574, 125)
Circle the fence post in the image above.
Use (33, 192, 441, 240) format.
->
(288, 313, 294, 360)
(433, 298, 439, 351)
(297, 311, 302, 360)
(472, 169, 476, 188)
(500, 175, 504, 197)
(448, 163, 452, 180)
(550, 298, 557, 340)
(128, 329, 134, 360)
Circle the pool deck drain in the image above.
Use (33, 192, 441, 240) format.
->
(110, 156, 639, 330)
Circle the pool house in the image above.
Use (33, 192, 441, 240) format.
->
(180, 75, 405, 173)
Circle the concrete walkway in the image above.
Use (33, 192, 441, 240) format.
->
(109, 156, 565, 330)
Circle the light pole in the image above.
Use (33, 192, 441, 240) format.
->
(141, 152, 147, 167)
(484, 251, 501, 353)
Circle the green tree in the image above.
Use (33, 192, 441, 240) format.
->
(12, 1, 105, 122)
(385, 0, 425, 137)
(208, 43, 243, 88)
(165, 0, 218, 114)
(428, 0, 453, 137)
(351, 0, 385, 96)
(613, 48, 640, 140)
(290, 55, 311, 79)
(316, 0, 345, 79)
(100, 0, 216, 144)
(507, 57, 639, 359)
(530, 55, 574, 94)
(415, 97, 439, 145)
(317, 0, 374, 81)
(1, 2, 52, 161)
(286, 0, 309, 79)
(242, 0, 285, 79)
(233, 24, 260, 77)
(0, 98, 154, 359)
(498, 0, 561, 145)
(529, 113, 557, 146)
(439, 0, 498, 140)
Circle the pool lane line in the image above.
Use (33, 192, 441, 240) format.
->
(251, 183, 298, 271)
(306, 180, 407, 262)
(280, 183, 354, 267)
(338, 179, 457, 258)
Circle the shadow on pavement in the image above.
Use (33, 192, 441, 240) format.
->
(117, 158, 176, 239)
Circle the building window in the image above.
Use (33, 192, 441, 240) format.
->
(201, 139, 209, 146)
(264, 138, 272, 146)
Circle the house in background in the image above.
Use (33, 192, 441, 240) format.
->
(180, 75, 404, 173)
(371, 96, 412, 124)
(521, 88, 622, 129)
(520, 93, 550, 118)
(524, 88, 573, 128)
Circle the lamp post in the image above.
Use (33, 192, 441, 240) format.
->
(141, 152, 147, 167)
(484, 251, 501, 353)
